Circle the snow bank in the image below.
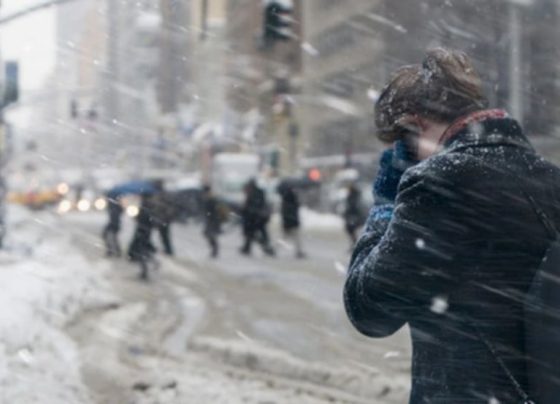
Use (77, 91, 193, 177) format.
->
(0, 206, 116, 404)
(189, 337, 408, 402)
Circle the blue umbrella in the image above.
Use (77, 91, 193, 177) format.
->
(106, 180, 158, 198)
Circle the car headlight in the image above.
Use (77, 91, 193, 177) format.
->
(57, 183, 70, 195)
(126, 205, 139, 217)
(57, 200, 72, 214)
(77, 199, 91, 212)
(94, 198, 107, 210)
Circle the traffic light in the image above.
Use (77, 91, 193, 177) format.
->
(308, 168, 321, 182)
(263, 0, 294, 46)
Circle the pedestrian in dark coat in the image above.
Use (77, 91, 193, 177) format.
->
(0, 177, 6, 249)
(150, 191, 175, 256)
(343, 183, 363, 247)
(279, 185, 305, 258)
(102, 197, 123, 257)
(240, 179, 275, 256)
(128, 194, 158, 279)
(201, 185, 224, 258)
(344, 48, 560, 403)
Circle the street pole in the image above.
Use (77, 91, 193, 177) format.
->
(507, 0, 534, 122)
(106, 0, 120, 123)
(508, 2, 523, 122)
(200, 0, 208, 41)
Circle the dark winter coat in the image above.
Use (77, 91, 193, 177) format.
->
(203, 195, 223, 236)
(241, 185, 271, 232)
(344, 111, 560, 403)
(280, 188, 300, 230)
(128, 198, 156, 262)
(150, 192, 176, 227)
(106, 199, 123, 231)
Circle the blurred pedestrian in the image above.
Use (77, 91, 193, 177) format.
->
(239, 179, 275, 256)
(128, 193, 158, 280)
(343, 183, 363, 248)
(102, 196, 123, 257)
(344, 48, 560, 403)
(279, 184, 305, 258)
(201, 185, 226, 258)
(0, 177, 6, 249)
(151, 191, 176, 256)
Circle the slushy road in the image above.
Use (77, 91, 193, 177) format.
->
(62, 211, 412, 403)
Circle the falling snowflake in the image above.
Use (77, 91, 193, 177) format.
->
(430, 296, 449, 314)
(334, 261, 347, 275)
(415, 238, 426, 250)
(301, 42, 319, 57)
(383, 351, 401, 359)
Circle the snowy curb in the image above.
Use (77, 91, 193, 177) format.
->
(189, 336, 407, 402)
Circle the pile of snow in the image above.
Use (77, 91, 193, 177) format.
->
(0, 206, 116, 404)
(189, 337, 408, 402)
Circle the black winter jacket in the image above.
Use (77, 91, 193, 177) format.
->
(203, 195, 222, 236)
(242, 185, 270, 230)
(344, 111, 560, 403)
(281, 188, 300, 230)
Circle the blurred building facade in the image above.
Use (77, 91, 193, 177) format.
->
(54, 0, 191, 173)
(105, 0, 163, 173)
(225, 0, 303, 176)
(301, 0, 560, 165)
(158, 0, 191, 116)
(301, 0, 384, 171)
(188, 0, 227, 128)
(52, 0, 106, 168)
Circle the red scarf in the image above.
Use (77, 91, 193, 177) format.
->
(438, 109, 509, 145)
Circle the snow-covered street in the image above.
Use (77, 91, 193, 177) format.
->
(0, 206, 411, 403)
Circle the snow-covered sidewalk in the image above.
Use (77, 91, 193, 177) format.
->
(0, 206, 115, 403)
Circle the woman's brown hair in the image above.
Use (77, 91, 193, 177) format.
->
(375, 48, 489, 142)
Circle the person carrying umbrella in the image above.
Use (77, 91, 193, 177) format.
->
(104, 179, 158, 263)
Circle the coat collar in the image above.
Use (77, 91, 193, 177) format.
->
(438, 109, 534, 153)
